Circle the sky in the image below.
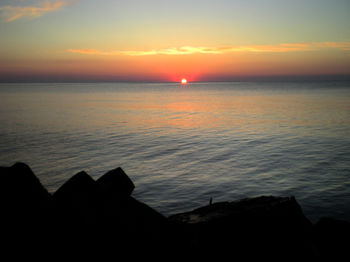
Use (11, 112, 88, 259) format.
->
(0, 0, 350, 82)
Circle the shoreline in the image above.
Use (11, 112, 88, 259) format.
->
(1, 162, 349, 258)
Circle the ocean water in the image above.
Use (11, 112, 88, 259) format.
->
(1, 81, 350, 221)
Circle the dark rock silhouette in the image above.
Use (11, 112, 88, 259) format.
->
(0, 162, 52, 225)
(1, 162, 349, 258)
(0, 162, 53, 258)
(53, 171, 97, 225)
(0, 162, 51, 206)
(51, 166, 167, 256)
(169, 196, 315, 258)
(314, 217, 350, 259)
(96, 167, 135, 197)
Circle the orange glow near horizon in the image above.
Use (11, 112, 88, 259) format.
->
(1, 43, 350, 82)
(181, 78, 187, 84)
(1, 1, 350, 82)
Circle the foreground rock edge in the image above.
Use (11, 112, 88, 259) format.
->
(1, 162, 349, 259)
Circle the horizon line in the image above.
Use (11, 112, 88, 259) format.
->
(1, 74, 350, 84)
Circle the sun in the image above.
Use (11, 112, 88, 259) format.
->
(181, 78, 188, 85)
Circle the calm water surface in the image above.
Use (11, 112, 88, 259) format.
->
(1, 82, 350, 221)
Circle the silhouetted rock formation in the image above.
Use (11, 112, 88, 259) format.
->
(0, 163, 54, 258)
(314, 217, 350, 259)
(168, 196, 315, 258)
(0, 162, 52, 227)
(0, 162, 349, 259)
(53, 171, 97, 224)
(96, 167, 135, 197)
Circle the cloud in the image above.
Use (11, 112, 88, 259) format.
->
(67, 46, 222, 56)
(67, 49, 120, 56)
(0, 1, 71, 22)
(323, 42, 350, 51)
(67, 42, 350, 57)
(121, 46, 223, 56)
(216, 42, 350, 53)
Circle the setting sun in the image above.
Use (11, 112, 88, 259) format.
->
(181, 78, 188, 84)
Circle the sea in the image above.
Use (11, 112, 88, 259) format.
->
(1, 81, 350, 222)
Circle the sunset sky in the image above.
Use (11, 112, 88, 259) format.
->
(1, 0, 350, 82)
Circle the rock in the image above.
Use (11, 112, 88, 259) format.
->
(52, 171, 97, 225)
(0, 162, 52, 224)
(314, 217, 350, 259)
(168, 196, 315, 259)
(124, 196, 169, 252)
(2, 162, 350, 258)
(0, 162, 53, 257)
(94, 167, 136, 222)
(96, 167, 135, 197)
(94, 167, 167, 252)
(95, 195, 169, 253)
(50, 166, 167, 254)
(53, 171, 96, 199)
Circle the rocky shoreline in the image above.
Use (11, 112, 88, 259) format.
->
(1, 162, 349, 259)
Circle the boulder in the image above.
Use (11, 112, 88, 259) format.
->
(314, 217, 350, 259)
(0, 162, 52, 224)
(94, 167, 167, 252)
(52, 171, 97, 225)
(0, 162, 53, 257)
(94, 167, 135, 222)
(95, 195, 169, 253)
(49, 166, 168, 255)
(3, 162, 350, 258)
(168, 196, 315, 259)
(96, 167, 135, 197)
(53, 171, 96, 200)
